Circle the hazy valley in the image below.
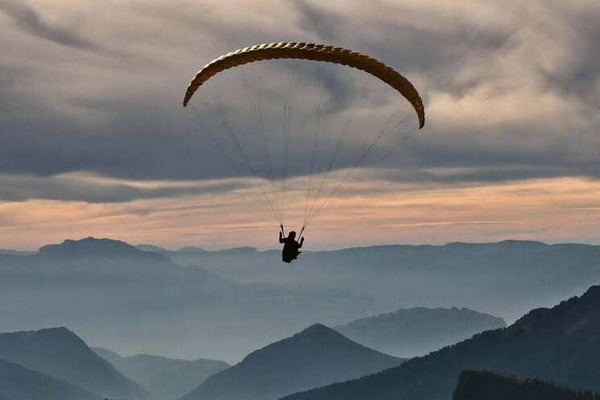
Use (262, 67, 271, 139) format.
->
(0, 237, 599, 399)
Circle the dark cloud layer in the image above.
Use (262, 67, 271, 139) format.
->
(0, 173, 248, 203)
(0, 0, 599, 203)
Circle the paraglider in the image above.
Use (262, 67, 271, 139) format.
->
(279, 225, 304, 263)
(183, 42, 425, 262)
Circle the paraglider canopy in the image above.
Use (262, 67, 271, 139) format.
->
(183, 42, 425, 128)
(182, 42, 425, 236)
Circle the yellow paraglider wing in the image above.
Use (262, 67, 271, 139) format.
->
(183, 42, 425, 129)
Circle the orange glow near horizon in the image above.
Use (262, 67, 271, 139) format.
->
(0, 176, 598, 251)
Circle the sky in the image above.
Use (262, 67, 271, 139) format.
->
(0, 0, 599, 250)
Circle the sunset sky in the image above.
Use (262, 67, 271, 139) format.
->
(1, 0, 599, 250)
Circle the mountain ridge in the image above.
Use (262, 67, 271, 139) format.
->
(335, 307, 506, 357)
(0, 356, 102, 400)
(453, 370, 600, 400)
(281, 285, 600, 400)
(0, 327, 149, 400)
(39, 236, 168, 261)
(180, 323, 403, 400)
(93, 346, 229, 399)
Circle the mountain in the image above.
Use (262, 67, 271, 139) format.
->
(94, 347, 229, 399)
(443, 240, 548, 255)
(136, 244, 257, 258)
(180, 324, 403, 400)
(178, 246, 208, 253)
(0, 237, 371, 362)
(149, 240, 600, 324)
(453, 370, 600, 400)
(336, 307, 506, 357)
(0, 327, 149, 400)
(136, 244, 174, 254)
(281, 285, 600, 400)
(30, 237, 232, 288)
(5, 237, 600, 363)
(0, 357, 101, 400)
(40, 236, 165, 261)
(0, 249, 35, 256)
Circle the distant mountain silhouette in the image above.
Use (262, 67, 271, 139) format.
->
(5, 237, 600, 362)
(0, 248, 35, 256)
(0, 237, 372, 361)
(9, 237, 233, 295)
(136, 244, 258, 257)
(94, 347, 229, 399)
(442, 240, 548, 255)
(0, 327, 149, 400)
(0, 357, 101, 400)
(453, 370, 600, 400)
(136, 243, 175, 254)
(336, 307, 505, 357)
(28, 237, 232, 287)
(40, 236, 167, 261)
(281, 285, 600, 400)
(179, 324, 403, 400)
(145, 239, 600, 323)
(178, 246, 209, 253)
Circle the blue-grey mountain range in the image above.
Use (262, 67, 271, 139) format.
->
(335, 307, 506, 357)
(93, 347, 229, 399)
(281, 285, 600, 400)
(0, 237, 370, 361)
(0, 357, 101, 400)
(144, 240, 600, 325)
(1, 237, 598, 362)
(179, 324, 403, 400)
(0, 327, 148, 399)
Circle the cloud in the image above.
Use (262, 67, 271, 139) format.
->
(0, 0, 109, 54)
(291, 0, 343, 42)
(0, 0, 599, 206)
(0, 173, 250, 203)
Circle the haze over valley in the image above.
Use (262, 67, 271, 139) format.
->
(2, 236, 599, 364)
